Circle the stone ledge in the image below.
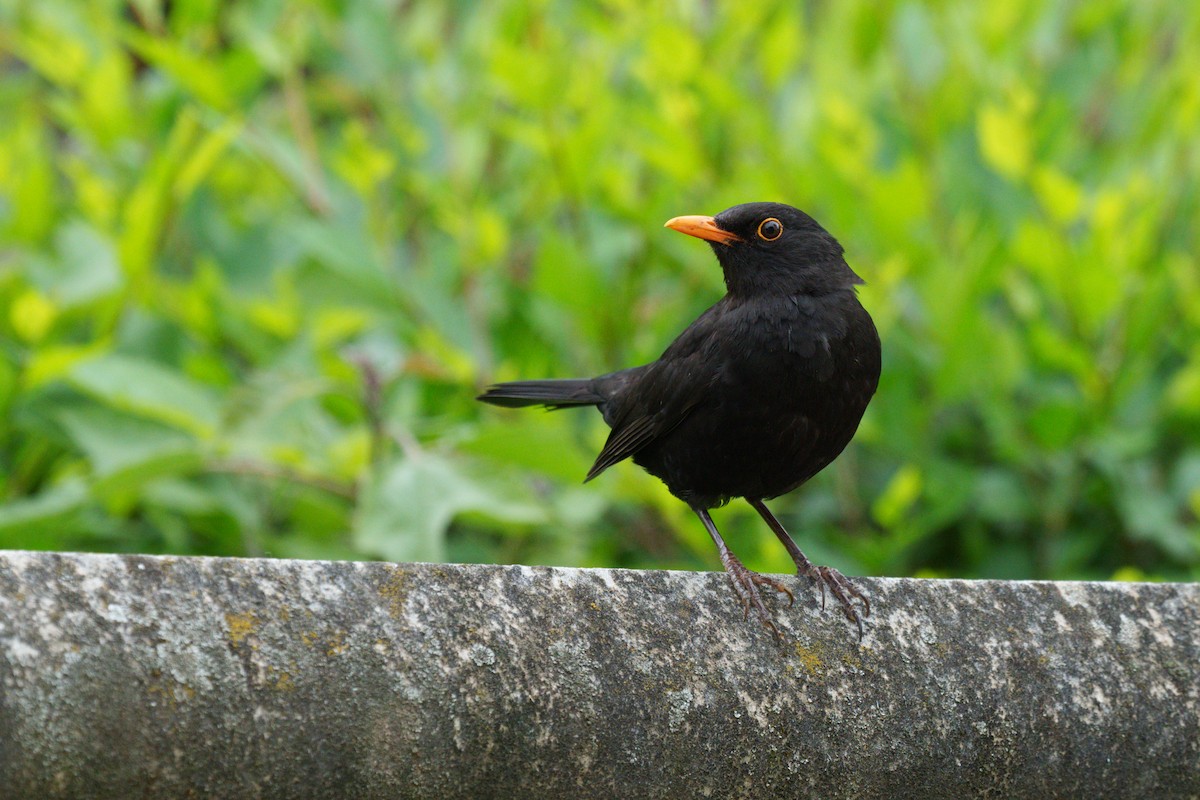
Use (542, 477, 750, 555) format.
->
(0, 551, 1197, 798)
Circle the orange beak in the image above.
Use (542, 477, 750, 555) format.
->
(664, 215, 743, 246)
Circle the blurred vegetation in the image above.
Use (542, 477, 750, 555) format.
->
(0, 0, 1198, 582)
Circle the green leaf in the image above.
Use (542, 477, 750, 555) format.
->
(121, 28, 234, 111)
(354, 454, 545, 563)
(463, 412, 597, 483)
(0, 480, 88, 543)
(10, 288, 56, 343)
(1028, 397, 1084, 451)
(872, 463, 923, 528)
(57, 406, 201, 495)
(1118, 463, 1198, 562)
(48, 220, 123, 307)
(117, 108, 202, 286)
(977, 98, 1032, 181)
(1031, 166, 1083, 224)
(69, 354, 221, 437)
(892, 3, 945, 90)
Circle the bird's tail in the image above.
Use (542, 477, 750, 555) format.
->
(476, 379, 603, 409)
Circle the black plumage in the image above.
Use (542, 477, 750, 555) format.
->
(478, 202, 881, 637)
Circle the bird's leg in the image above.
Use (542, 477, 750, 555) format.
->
(748, 498, 870, 639)
(693, 507, 793, 636)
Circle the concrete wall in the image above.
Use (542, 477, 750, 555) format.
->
(1, 551, 1197, 798)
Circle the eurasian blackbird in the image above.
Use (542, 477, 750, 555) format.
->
(478, 202, 881, 637)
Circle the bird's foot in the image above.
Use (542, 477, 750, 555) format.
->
(718, 551, 794, 636)
(800, 564, 870, 639)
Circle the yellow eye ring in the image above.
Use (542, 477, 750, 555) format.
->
(757, 218, 783, 241)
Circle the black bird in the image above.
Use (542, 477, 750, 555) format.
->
(478, 202, 881, 637)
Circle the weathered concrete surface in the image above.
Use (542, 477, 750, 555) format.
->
(0, 551, 1197, 799)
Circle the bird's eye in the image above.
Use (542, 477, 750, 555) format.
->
(757, 218, 783, 241)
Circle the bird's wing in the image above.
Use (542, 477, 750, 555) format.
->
(583, 299, 728, 482)
(583, 392, 700, 482)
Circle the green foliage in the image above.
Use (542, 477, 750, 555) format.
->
(1, 0, 1198, 580)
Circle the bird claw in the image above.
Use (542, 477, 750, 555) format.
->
(802, 564, 869, 639)
(719, 553, 794, 637)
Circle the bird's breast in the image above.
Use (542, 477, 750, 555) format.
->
(661, 292, 878, 503)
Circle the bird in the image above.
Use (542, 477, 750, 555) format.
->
(478, 202, 881, 637)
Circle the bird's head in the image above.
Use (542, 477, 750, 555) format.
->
(665, 202, 863, 297)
